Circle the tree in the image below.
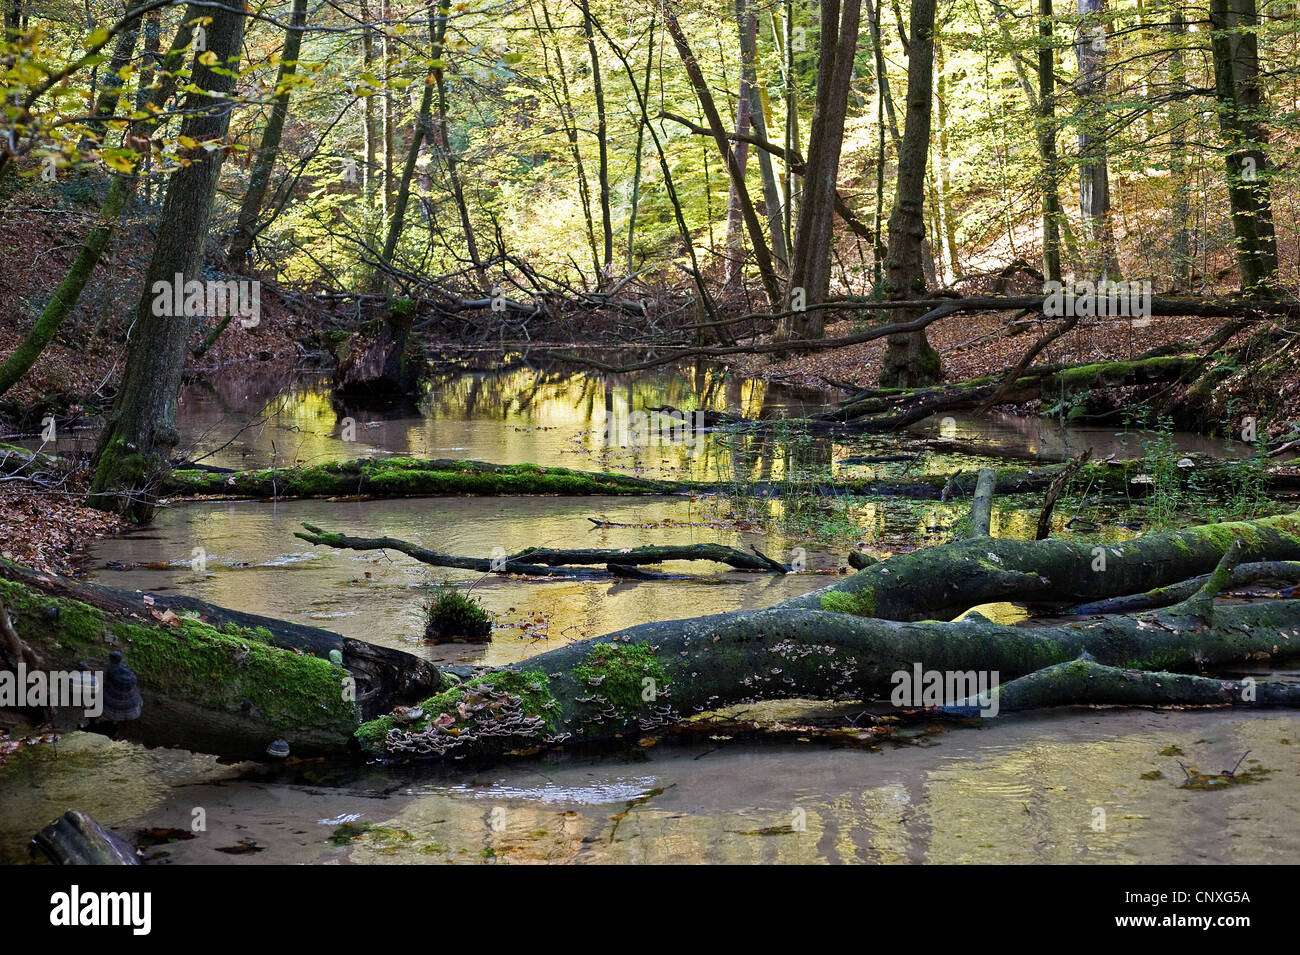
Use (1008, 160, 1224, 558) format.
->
(227, 0, 310, 266)
(781, 0, 862, 339)
(1074, 0, 1120, 277)
(89, 3, 247, 520)
(0, 6, 199, 399)
(1209, 0, 1278, 291)
(879, 0, 942, 387)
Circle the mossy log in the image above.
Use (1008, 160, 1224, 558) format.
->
(160, 453, 1300, 504)
(164, 458, 680, 498)
(779, 509, 1300, 620)
(354, 512, 1300, 760)
(940, 656, 1300, 716)
(814, 354, 1203, 427)
(0, 561, 438, 718)
(294, 522, 789, 576)
(1067, 560, 1300, 615)
(356, 594, 1300, 759)
(0, 562, 439, 758)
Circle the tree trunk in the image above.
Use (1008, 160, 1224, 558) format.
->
(88, 5, 246, 521)
(781, 0, 863, 339)
(724, 0, 756, 289)
(626, 17, 654, 271)
(433, 0, 484, 287)
(1168, 9, 1191, 289)
(1037, 0, 1062, 282)
(226, 0, 309, 265)
(1209, 0, 1277, 291)
(744, 8, 787, 272)
(377, 9, 437, 282)
(879, 0, 941, 387)
(1074, 0, 1120, 277)
(664, 7, 782, 310)
(934, 40, 960, 281)
(578, 0, 612, 277)
(357, 516, 1300, 758)
(360, 0, 378, 205)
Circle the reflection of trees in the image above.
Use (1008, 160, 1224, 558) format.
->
(181, 354, 843, 478)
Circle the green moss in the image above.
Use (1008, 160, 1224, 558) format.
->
(115, 616, 357, 731)
(354, 667, 557, 754)
(355, 714, 395, 750)
(0, 574, 358, 738)
(422, 582, 491, 642)
(819, 588, 876, 617)
(572, 642, 667, 720)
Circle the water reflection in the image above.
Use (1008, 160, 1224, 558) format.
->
(6, 709, 1296, 864)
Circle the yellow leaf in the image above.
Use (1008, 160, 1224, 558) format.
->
(102, 153, 136, 172)
(198, 50, 218, 66)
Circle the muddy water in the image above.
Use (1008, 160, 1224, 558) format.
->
(4, 359, 1296, 864)
(4, 708, 1296, 864)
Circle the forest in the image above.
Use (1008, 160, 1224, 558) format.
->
(0, 0, 1299, 874)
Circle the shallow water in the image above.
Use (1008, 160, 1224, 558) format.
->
(5, 358, 1295, 864)
(4, 707, 1297, 864)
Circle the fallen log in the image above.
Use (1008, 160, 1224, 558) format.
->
(779, 508, 1300, 619)
(32, 811, 139, 865)
(355, 584, 1300, 759)
(0, 561, 437, 718)
(158, 454, 1300, 505)
(293, 523, 789, 577)
(164, 458, 678, 498)
(0, 561, 439, 758)
(941, 656, 1300, 715)
(1067, 560, 1300, 615)
(814, 355, 1203, 427)
(351, 516, 1300, 760)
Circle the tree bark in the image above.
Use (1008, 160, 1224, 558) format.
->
(781, 0, 862, 339)
(88, 4, 246, 521)
(1209, 0, 1277, 291)
(1074, 0, 1120, 277)
(879, 0, 942, 387)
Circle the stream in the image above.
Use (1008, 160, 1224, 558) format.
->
(3, 355, 1296, 864)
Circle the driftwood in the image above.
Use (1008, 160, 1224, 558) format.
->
(294, 522, 790, 577)
(1036, 449, 1092, 539)
(32, 811, 139, 865)
(354, 511, 1300, 761)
